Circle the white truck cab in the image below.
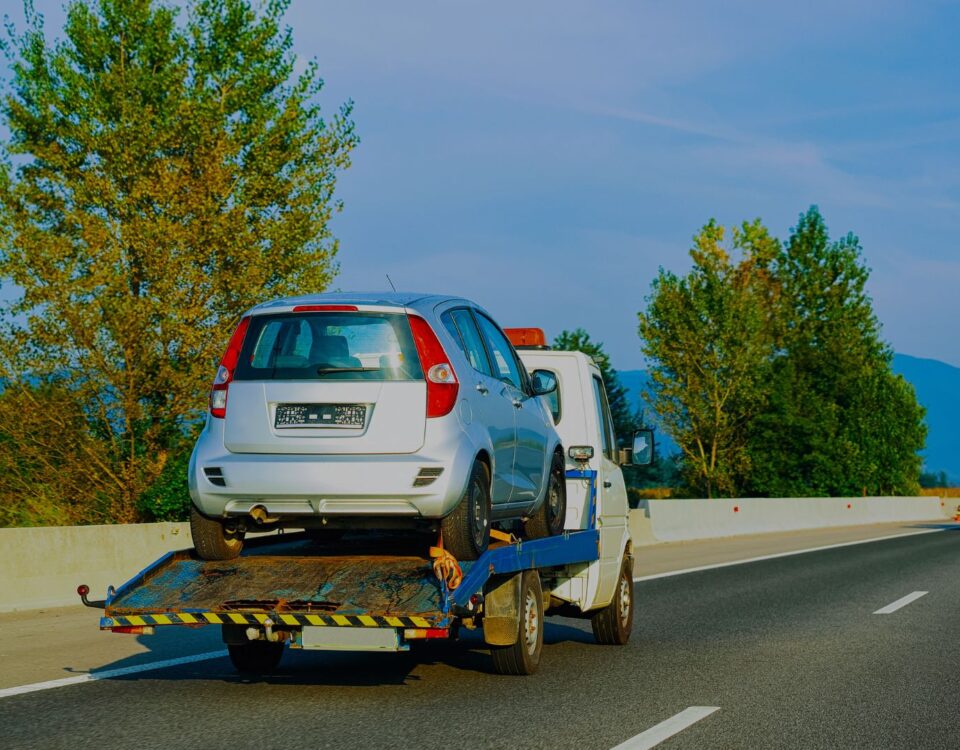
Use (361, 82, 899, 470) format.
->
(517, 345, 634, 622)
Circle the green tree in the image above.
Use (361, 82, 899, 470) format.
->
(553, 328, 635, 442)
(0, 0, 357, 525)
(744, 207, 925, 496)
(638, 220, 780, 497)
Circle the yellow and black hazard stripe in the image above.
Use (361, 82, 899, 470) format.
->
(102, 612, 437, 628)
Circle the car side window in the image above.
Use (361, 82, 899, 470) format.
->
(475, 313, 523, 389)
(592, 375, 615, 460)
(441, 309, 493, 377)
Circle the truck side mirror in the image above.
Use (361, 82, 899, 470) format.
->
(530, 369, 558, 396)
(631, 429, 654, 466)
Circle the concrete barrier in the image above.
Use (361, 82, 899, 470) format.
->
(631, 496, 949, 544)
(0, 522, 190, 612)
(0, 496, 949, 611)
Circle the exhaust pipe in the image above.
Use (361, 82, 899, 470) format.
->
(249, 505, 278, 525)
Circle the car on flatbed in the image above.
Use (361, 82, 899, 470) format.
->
(87, 334, 652, 675)
(189, 293, 567, 562)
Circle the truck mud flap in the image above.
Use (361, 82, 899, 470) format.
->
(482, 573, 521, 646)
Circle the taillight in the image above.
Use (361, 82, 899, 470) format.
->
(408, 315, 459, 418)
(210, 316, 251, 419)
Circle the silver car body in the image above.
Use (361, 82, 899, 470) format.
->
(189, 292, 563, 525)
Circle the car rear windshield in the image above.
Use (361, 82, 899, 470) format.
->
(234, 312, 424, 381)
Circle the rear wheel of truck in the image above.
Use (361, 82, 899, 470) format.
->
(490, 570, 543, 675)
(523, 452, 566, 539)
(440, 460, 490, 561)
(227, 641, 284, 675)
(190, 506, 245, 561)
(591, 555, 634, 645)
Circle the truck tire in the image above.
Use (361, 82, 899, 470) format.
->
(490, 570, 543, 675)
(523, 452, 566, 539)
(190, 506, 245, 561)
(440, 461, 490, 561)
(591, 555, 634, 645)
(227, 641, 284, 675)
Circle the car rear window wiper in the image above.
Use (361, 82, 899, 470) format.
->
(315, 366, 384, 375)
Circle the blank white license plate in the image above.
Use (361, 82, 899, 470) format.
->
(300, 626, 406, 652)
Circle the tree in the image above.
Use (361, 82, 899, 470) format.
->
(553, 328, 636, 442)
(743, 207, 925, 496)
(638, 219, 779, 498)
(0, 0, 357, 524)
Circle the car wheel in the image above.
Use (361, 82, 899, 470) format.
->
(524, 452, 566, 539)
(591, 555, 634, 645)
(490, 570, 544, 675)
(190, 505, 245, 561)
(440, 460, 490, 561)
(227, 641, 284, 675)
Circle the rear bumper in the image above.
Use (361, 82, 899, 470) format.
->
(189, 421, 474, 520)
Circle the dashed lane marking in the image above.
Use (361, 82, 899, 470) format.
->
(874, 590, 928, 614)
(612, 706, 721, 749)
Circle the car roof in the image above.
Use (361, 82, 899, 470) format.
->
(250, 291, 460, 311)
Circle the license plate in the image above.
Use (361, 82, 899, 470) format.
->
(274, 403, 366, 429)
(300, 626, 406, 651)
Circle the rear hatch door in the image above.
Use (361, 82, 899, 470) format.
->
(223, 308, 426, 454)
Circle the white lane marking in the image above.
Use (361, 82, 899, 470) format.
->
(0, 650, 227, 700)
(874, 590, 928, 614)
(612, 706, 720, 750)
(634, 528, 945, 583)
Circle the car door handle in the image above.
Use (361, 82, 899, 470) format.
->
(475, 383, 488, 395)
(512, 398, 523, 408)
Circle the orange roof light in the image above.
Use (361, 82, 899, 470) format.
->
(504, 327, 547, 349)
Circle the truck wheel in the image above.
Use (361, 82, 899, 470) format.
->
(440, 461, 490, 561)
(190, 506, 244, 561)
(490, 570, 543, 675)
(591, 555, 634, 645)
(524, 452, 566, 539)
(227, 641, 284, 675)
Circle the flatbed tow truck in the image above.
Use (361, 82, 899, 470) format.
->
(79, 335, 652, 675)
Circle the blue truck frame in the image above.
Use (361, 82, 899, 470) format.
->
(95, 470, 600, 635)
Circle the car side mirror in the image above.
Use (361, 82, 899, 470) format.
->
(530, 369, 557, 396)
(630, 429, 654, 466)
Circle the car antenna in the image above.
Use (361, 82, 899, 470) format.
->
(385, 274, 397, 292)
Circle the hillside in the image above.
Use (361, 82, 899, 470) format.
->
(619, 354, 959, 482)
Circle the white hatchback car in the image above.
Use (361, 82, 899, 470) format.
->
(189, 293, 566, 561)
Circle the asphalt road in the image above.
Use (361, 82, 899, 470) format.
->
(2, 527, 958, 749)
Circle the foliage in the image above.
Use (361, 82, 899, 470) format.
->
(0, 0, 356, 525)
(637, 219, 780, 497)
(638, 207, 926, 498)
(552, 328, 636, 442)
(919, 471, 949, 489)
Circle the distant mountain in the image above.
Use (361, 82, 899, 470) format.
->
(892, 353, 960, 483)
(619, 354, 960, 482)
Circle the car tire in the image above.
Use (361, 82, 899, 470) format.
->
(591, 555, 634, 645)
(490, 570, 544, 675)
(190, 505, 245, 561)
(227, 641, 284, 675)
(440, 461, 490, 561)
(524, 452, 566, 539)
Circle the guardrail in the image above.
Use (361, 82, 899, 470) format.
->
(0, 496, 951, 612)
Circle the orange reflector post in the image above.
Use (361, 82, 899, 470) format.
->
(504, 328, 546, 348)
(111, 626, 155, 635)
(403, 628, 450, 640)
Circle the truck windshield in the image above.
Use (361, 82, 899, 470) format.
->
(235, 312, 424, 381)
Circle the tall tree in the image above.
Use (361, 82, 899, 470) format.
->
(744, 207, 925, 496)
(638, 219, 779, 498)
(553, 328, 635, 442)
(0, 0, 357, 525)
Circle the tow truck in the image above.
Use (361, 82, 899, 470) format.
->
(80, 329, 653, 675)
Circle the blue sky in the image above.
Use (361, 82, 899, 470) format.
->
(11, 1, 960, 369)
